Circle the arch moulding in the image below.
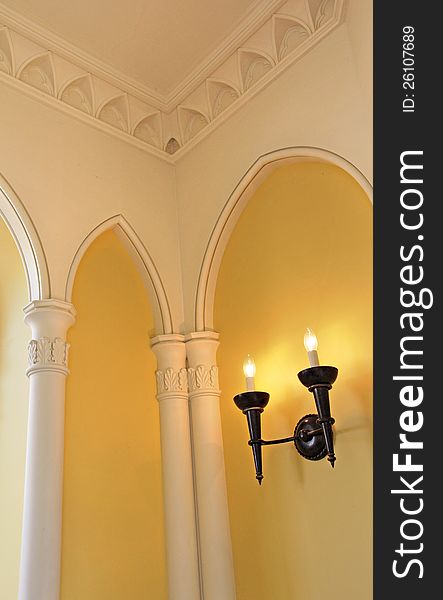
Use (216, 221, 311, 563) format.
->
(65, 214, 173, 335)
(0, 172, 50, 301)
(195, 146, 373, 331)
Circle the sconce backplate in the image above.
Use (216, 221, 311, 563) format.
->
(294, 414, 328, 461)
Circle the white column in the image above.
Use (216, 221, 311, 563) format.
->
(151, 334, 201, 600)
(185, 331, 236, 600)
(18, 300, 76, 600)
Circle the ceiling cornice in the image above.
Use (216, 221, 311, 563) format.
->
(0, 0, 287, 111)
(162, 0, 287, 109)
(0, 1, 166, 108)
(0, 0, 345, 162)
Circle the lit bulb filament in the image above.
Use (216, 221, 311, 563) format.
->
(243, 355, 256, 390)
(304, 329, 320, 366)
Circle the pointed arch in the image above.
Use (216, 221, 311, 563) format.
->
(59, 73, 94, 115)
(17, 51, 55, 96)
(96, 94, 129, 132)
(194, 146, 372, 331)
(0, 172, 50, 301)
(65, 215, 173, 334)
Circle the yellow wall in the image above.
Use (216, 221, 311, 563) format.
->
(215, 162, 372, 600)
(0, 217, 29, 598)
(61, 230, 167, 599)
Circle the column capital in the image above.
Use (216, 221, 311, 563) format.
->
(150, 333, 185, 347)
(185, 331, 220, 365)
(24, 299, 76, 339)
(184, 330, 220, 344)
(150, 334, 186, 369)
(187, 364, 219, 396)
(24, 300, 76, 377)
(155, 368, 188, 400)
(185, 331, 220, 397)
(27, 337, 70, 376)
(24, 298, 76, 315)
(150, 334, 187, 401)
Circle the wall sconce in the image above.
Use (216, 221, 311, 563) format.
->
(233, 330, 338, 484)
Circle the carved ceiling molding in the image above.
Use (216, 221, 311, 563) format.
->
(0, 0, 344, 161)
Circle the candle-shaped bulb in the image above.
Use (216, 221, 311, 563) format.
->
(243, 355, 256, 391)
(304, 328, 320, 366)
(304, 328, 318, 352)
(243, 355, 256, 378)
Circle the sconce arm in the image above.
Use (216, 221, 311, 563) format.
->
(248, 425, 326, 447)
(249, 435, 295, 446)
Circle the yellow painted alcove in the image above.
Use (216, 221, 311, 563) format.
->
(0, 217, 29, 598)
(215, 161, 372, 600)
(61, 230, 167, 600)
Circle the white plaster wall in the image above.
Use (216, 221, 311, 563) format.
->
(0, 85, 182, 332)
(345, 0, 373, 105)
(175, 20, 372, 330)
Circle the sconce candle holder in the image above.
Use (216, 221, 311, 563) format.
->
(233, 365, 338, 484)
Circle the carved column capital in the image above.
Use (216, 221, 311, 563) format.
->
(151, 334, 188, 402)
(155, 367, 188, 398)
(187, 364, 219, 395)
(27, 337, 70, 376)
(24, 299, 76, 378)
(185, 331, 220, 397)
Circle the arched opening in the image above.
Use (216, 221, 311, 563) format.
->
(0, 217, 29, 598)
(195, 147, 372, 331)
(65, 214, 173, 336)
(0, 174, 50, 301)
(60, 230, 167, 599)
(214, 160, 372, 599)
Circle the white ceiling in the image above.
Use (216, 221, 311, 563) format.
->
(1, 0, 272, 96)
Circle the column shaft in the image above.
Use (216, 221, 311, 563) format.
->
(186, 331, 236, 600)
(151, 334, 200, 600)
(18, 300, 75, 600)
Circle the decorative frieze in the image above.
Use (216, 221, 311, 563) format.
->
(187, 365, 219, 393)
(0, 0, 343, 158)
(27, 337, 69, 374)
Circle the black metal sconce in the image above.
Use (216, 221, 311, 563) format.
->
(233, 330, 338, 484)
